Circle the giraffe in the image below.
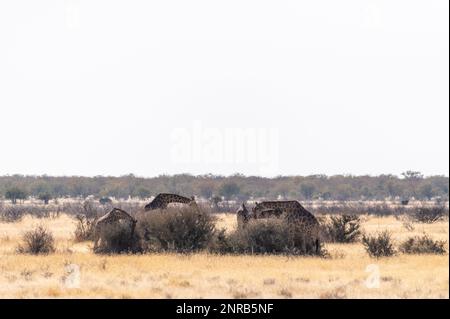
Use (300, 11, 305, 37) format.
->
(236, 203, 283, 227)
(236, 203, 250, 228)
(93, 208, 137, 250)
(252, 200, 319, 226)
(144, 193, 198, 211)
(252, 200, 321, 253)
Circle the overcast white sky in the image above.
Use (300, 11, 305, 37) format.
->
(0, 1, 448, 177)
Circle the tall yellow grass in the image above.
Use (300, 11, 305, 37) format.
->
(0, 213, 448, 298)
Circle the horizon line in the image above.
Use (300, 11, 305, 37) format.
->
(0, 172, 448, 179)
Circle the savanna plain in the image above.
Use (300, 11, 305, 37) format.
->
(0, 209, 448, 299)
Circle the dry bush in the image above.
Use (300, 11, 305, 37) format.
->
(94, 222, 140, 254)
(17, 226, 55, 255)
(0, 204, 54, 222)
(208, 228, 234, 253)
(400, 235, 447, 255)
(74, 214, 96, 242)
(362, 231, 396, 257)
(62, 200, 104, 218)
(211, 218, 324, 256)
(411, 206, 448, 223)
(311, 203, 405, 216)
(136, 207, 216, 253)
(0, 205, 26, 222)
(322, 215, 361, 243)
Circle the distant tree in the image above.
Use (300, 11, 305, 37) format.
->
(219, 182, 240, 200)
(38, 192, 52, 205)
(300, 183, 316, 200)
(419, 184, 434, 200)
(335, 185, 353, 201)
(0, 174, 448, 202)
(5, 187, 27, 204)
(212, 195, 222, 209)
(274, 184, 290, 199)
(198, 182, 214, 200)
(386, 181, 402, 198)
(321, 191, 332, 200)
(136, 187, 151, 199)
(99, 197, 112, 205)
(402, 171, 424, 180)
(361, 186, 372, 199)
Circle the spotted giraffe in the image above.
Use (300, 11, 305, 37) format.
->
(252, 200, 321, 253)
(93, 208, 137, 250)
(144, 193, 198, 211)
(252, 200, 319, 226)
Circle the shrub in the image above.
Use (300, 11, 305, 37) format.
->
(136, 207, 216, 252)
(211, 219, 324, 256)
(400, 235, 447, 254)
(411, 206, 448, 223)
(74, 214, 96, 242)
(94, 222, 140, 254)
(0, 205, 26, 222)
(362, 231, 396, 257)
(17, 226, 55, 254)
(322, 215, 361, 243)
(208, 228, 235, 253)
(234, 219, 292, 254)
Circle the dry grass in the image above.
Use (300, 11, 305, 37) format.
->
(0, 213, 447, 298)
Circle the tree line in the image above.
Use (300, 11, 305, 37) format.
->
(0, 171, 448, 203)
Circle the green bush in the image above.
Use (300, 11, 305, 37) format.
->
(136, 207, 216, 252)
(323, 214, 361, 243)
(399, 235, 446, 254)
(362, 231, 396, 257)
(17, 226, 55, 254)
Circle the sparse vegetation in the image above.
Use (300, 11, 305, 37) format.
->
(74, 214, 96, 242)
(322, 215, 361, 243)
(94, 222, 140, 254)
(5, 187, 27, 204)
(136, 207, 216, 253)
(411, 205, 448, 223)
(400, 235, 447, 255)
(1, 173, 448, 201)
(16, 225, 55, 255)
(362, 231, 396, 257)
(0, 212, 447, 298)
(212, 219, 323, 256)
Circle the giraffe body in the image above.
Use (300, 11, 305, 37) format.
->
(93, 208, 137, 250)
(251, 200, 321, 253)
(237, 200, 318, 227)
(252, 200, 318, 225)
(144, 193, 198, 211)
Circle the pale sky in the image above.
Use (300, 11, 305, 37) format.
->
(0, 1, 448, 177)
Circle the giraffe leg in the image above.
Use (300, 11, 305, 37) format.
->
(93, 227, 100, 250)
